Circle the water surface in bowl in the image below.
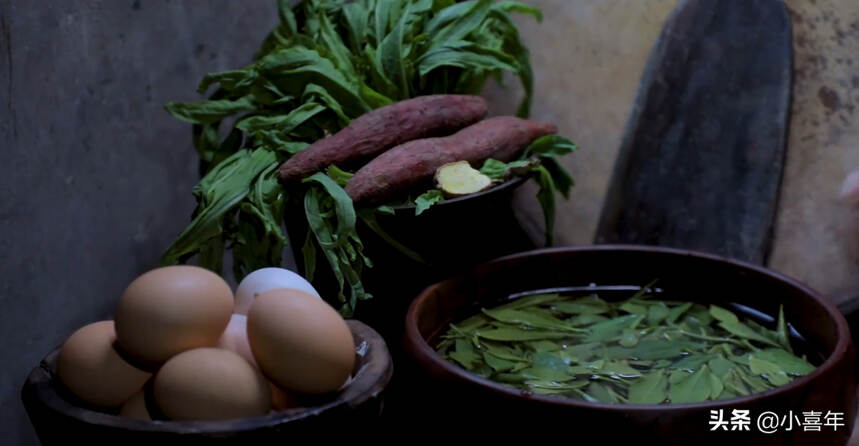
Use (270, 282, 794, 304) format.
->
(435, 285, 822, 405)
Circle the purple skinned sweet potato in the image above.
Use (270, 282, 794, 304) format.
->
(278, 95, 488, 182)
(345, 116, 558, 205)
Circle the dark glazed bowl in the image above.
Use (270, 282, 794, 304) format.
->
(22, 320, 391, 445)
(403, 246, 856, 445)
(286, 175, 535, 338)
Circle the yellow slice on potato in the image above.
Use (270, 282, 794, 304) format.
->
(435, 161, 493, 197)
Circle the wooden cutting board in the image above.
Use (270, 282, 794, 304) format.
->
(595, 0, 792, 265)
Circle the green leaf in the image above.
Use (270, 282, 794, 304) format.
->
(586, 382, 617, 403)
(628, 370, 668, 404)
(316, 7, 356, 74)
(753, 349, 815, 376)
(494, 1, 543, 22)
(258, 47, 370, 117)
(302, 83, 351, 125)
(449, 338, 481, 370)
(429, 0, 492, 45)
(776, 305, 793, 353)
(666, 302, 693, 324)
(377, 3, 411, 98)
(709, 305, 740, 325)
(749, 357, 791, 386)
(709, 369, 725, 399)
(483, 351, 516, 372)
(647, 303, 670, 325)
(342, 2, 370, 51)
(197, 69, 259, 94)
(415, 189, 444, 215)
(479, 158, 508, 179)
(708, 356, 735, 378)
(604, 339, 696, 361)
(532, 164, 557, 246)
(302, 227, 317, 282)
(673, 353, 714, 372)
(482, 307, 582, 332)
(326, 165, 354, 187)
(620, 302, 648, 316)
(718, 321, 781, 347)
(524, 135, 579, 158)
(477, 327, 572, 342)
(619, 328, 639, 348)
(232, 163, 287, 280)
(165, 96, 256, 125)
(669, 366, 714, 403)
(585, 315, 641, 342)
(161, 149, 277, 266)
(237, 102, 326, 133)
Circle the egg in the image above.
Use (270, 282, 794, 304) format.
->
(114, 265, 233, 364)
(234, 267, 320, 315)
(119, 389, 151, 421)
(247, 289, 354, 394)
(215, 314, 256, 366)
(270, 383, 299, 411)
(56, 321, 151, 407)
(153, 348, 271, 420)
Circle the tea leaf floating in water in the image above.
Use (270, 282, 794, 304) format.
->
(437, 286, 817, 404)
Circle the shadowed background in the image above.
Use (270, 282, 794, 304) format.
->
(2, 1, 858, 444)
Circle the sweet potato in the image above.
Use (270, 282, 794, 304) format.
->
(345, 116, 557, 205)
(278, 95, 488, 182)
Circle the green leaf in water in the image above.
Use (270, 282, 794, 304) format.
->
(586, 315, 642, 342)
(709, 305, 740, 325)
(477, 327, 573, 342)
(718, 321, 781, 347)
(669, 366, 714, 403)
(628, 370, 668, 404)
(753, 348, 814, 376)
(776, 305, 793, 353)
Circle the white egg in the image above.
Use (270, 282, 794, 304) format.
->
(215, 314, 256, 366)
(234, 267, 320, 315)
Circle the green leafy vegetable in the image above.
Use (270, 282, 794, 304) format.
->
(438, 287, 816, 405)
(161, 0, 552, 315)
(415, 189, 445, 215)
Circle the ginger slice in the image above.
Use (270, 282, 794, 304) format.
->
(435, 161, 493, 197)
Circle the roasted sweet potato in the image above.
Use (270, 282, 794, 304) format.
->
(345, 116, 557, 205)
(278, 95, 488, 182)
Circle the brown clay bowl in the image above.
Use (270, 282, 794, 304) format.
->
(22, 320, 391, 445)
(403, 246, 856, 445)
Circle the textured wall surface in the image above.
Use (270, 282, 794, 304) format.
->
(488, 0, 859, 304)
(0, 1, 277, 443)
(769, 0, 859, 304)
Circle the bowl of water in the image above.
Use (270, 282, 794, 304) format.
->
(403, 245, 856, 445)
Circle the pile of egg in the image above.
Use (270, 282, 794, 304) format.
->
(56, 266, 355, 421)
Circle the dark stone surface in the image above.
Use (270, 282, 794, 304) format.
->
(0, 1, 277, 444)
(595, 0, 793, 265)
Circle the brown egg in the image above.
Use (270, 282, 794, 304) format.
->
(247, 289, 355, 394)
(114, 266, 233, 364)
(153, 348, 270, 420)
(119, 389, 151, 421)
(270, 382, 299, 411)
(56, 321, 151, 407)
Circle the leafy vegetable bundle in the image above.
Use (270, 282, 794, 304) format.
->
(160, 0, 575, 316)
(438, 289, 816, 404)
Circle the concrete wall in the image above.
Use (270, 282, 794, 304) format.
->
(488, 0, 859, 304)
(0, 1, 277, 443)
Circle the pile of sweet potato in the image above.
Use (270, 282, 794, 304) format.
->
(278, 94, 557, 206)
